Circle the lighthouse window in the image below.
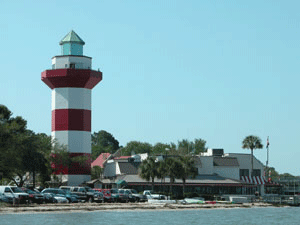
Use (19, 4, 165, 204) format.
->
(70, 63, 75, 69)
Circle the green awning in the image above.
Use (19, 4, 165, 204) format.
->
(116, 180, 127, 186)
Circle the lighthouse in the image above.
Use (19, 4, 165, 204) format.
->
(41, 31, 102, 185)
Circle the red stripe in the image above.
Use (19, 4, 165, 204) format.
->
(52, 153, 91, 175)
(41, 69, 102, 89)
(52, 109, 91, 131)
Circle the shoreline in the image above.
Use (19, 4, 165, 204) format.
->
(0, 202, 283, 214)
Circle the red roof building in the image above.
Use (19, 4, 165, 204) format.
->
(91, 153, 111, 168)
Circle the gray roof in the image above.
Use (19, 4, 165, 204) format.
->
(114, 174, 244, 186)
(213, 157, 239, 167)
(118, 162, 140, 174)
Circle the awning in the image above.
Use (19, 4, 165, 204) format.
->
(116, 179, 127, 187)
(240, 176, 265, 185)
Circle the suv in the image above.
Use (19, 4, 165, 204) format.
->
(122, 189, 148, 202)
(60, 186, 103, 203)
(0, 186, 29, 204)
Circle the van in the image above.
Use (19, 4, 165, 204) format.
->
(0, 186, 29, 203)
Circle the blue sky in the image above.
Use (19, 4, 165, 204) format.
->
(0, 1, 299, 175)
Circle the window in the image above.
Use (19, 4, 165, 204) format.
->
(240, 169, 249, 176)
(252, 169, 261, 176)
(4, 188, 11, 193)
(70, 63, 75, 69)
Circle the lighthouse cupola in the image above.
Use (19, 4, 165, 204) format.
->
(59, 30, 85, 56)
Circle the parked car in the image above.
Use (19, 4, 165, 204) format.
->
(42, 193, 57, 203)
(94, 189, 115, 203)
(42, 188, 78, 203)
(0, 193, 15, 204)
(111, 188, 129, 203)
(0, 186, 29, 204)
(21, 188, 44, 204)
(143, 190, 166, 200)
(122, 189, 148, 202)
(60, 186, 103, 203)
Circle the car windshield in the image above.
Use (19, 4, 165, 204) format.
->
(10, 187, 24, 193)
(44, 189, 65, 195)
(131, 190, 137, 194)
(25, 189, 35, 194)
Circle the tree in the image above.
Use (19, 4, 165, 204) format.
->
(139, 157, 158, 192)
(157, 160, 168, 193)
(193, 138, 207, 154)
(177, 139, 192, 155)
(91, 130, 119, 160)
(152, 143, 171, 155)
(165, 157, 182, 197)
(242, 135, 263, 177)
(91, 166, 103, 180)
(121, 141, 152, 156)
(178, 156, 198, 197)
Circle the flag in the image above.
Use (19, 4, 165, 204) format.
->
(268, 170, 271, 182)
(266, 136, 269, 148)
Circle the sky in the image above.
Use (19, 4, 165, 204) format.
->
(0, 1, 299, 175)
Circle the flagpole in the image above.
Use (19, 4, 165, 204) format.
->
(266, 136, 269, 168)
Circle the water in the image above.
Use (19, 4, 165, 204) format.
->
(1, 207, 300, 225)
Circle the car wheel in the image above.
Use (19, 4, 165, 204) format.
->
(136, 197, 140, 203)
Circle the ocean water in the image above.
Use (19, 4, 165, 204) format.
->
(1, 207, 300, 225)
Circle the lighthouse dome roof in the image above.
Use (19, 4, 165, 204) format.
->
(59, 30, 85, 45)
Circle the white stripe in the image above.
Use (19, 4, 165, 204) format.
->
(52, 131, 91, 153)
(52, 88, 91, 110)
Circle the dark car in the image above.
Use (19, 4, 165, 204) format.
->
(42, 188, 78, 203)
(122, 189, 148, 202)
(22, 188, 44, 204)
(60, 186, 103, 203)
(111, 188, 129, 203)
(42, 193, 57, 203)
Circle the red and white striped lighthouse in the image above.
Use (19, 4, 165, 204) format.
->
(41, 31, 102, 185)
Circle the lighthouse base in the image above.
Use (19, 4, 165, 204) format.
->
(51, 174, 91, 186)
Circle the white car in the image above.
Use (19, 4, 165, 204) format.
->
(0, 186, 29, 204)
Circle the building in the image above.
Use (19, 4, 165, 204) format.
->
(98, 149, 266, 197)
(41, 31, 102, 186)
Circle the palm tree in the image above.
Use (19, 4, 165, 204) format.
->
(157, 160, 168, 194)
(242, 135, 263, 177)
(178, 156, 198, 197)
(139, 157, 158, 192)
(165, 157, 181, 198)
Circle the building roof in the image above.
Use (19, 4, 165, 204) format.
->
(118, 162, 140, 175)
(59, 30, 85, 45)
(91, 153, 111, 168)
(213, 157, 239, 167)
(114, 174, 245, 186)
